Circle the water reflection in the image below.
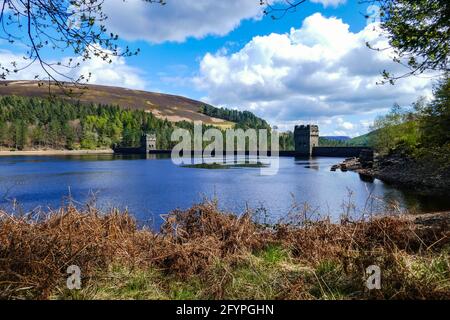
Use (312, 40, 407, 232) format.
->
(0, 155, 449, 229)
(304, 165, 320, 171)
(359, 174, 375, 183)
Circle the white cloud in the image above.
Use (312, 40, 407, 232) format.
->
(336, 117, 354, 130)
(333, 130, 348, 136)
(193, 13, 433, 128)
(271, 116, 368, 137)
(103, 0, 347, 44)
(310, 0, 347, 8)
(103, 0, 265, 43)
(0, 48, 147, 90)
(70, 54, 146, 90)
(359, 119, 373, 130)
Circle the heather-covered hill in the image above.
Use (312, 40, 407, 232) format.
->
(0, 80, 234, 128)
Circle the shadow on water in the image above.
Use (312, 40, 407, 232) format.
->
(379, 184, 450, 213)
(356, 173, 450, 213)
(359, 173, 375, 183)
(304, 165, 320, 171)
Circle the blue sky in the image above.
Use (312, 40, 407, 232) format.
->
(0, 0, 434, 137)
(129, 1, 368, 93)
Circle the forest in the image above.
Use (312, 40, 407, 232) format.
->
(372, 76, 450, 160)
(0, 96, 288, 151)
(199, 105, 271, 130)
(0, 95, 187, 150)
(1, 76, 447, 154)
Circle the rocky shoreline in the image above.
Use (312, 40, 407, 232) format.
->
(333, 153, 450, 196)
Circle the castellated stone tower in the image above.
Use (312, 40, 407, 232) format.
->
(294, 125, 319, 156)
(141, 133, 157, 153)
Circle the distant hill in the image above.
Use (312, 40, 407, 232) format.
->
(348, 131, 378, 146)
(322, 136, 351, 142)
(319, 131, 376, 147)
(0, 80, 235, 128)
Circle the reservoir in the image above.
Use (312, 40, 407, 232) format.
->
(1, 154, 448, 228)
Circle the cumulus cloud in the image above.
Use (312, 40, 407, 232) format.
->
(103, 0, 347, 43)
(103, 0, 265, 43)
(193, 13, 433, 134)
(69, 54, 146, 90)
(336, 117, 354, 130)
(0, 48, 147, 90)
(310, 0, 347, 7)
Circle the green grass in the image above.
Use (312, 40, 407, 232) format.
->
(168, 279, 203, 300)
(52, 248, 450, 300)
(311, 260, 351, 300)
(55, 266, 169, 300)
(55, 246, 301, 300)
(258, 245, 291, 265)
(7, 203, 447, 300)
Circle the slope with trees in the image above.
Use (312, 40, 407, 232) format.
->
(0, 95, 182, 150)
(0, 96, 276, 152)
(359, 77, 450, 194)
(198, 105, 271, 130)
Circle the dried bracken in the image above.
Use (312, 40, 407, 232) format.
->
(0, 202, 448, 300)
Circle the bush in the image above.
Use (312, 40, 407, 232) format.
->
(0, 202, 448, 300)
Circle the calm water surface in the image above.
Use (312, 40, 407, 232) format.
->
(1, 154, 449, 228)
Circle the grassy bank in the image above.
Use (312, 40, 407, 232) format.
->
(0, 202, 448, 300)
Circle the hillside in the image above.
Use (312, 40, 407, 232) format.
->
(0, 92, 271, 152)
(322, 136, 351, 142)
(0, 80, 234, 129)
(348, 130, 378, 146)
(199, 105, 270, 130)
(319, 132, 375, 147)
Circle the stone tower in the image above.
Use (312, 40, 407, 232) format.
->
(294, 125, 319, 156)
(141, 133, 157, 153)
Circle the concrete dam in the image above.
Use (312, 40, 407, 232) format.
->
(114, 125, 373, 159)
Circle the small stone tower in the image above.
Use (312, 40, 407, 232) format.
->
(141, 133, 157, 153)
(294, 125, 319, 156)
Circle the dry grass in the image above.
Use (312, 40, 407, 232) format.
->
(0, 201, 448, 300)
(0, 80, 234, 127)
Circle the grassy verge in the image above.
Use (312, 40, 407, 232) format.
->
(0, 202, 448, 300)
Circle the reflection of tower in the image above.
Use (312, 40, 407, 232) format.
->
(141, 134, 157, 153)
(294, 125, 319, 156)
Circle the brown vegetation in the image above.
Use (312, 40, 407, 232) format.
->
(0, 80, 234, 127)
(0, 201, 448, 300)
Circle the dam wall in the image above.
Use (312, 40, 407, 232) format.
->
(114, 148, 372, 158)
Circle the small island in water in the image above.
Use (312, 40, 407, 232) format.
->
(182, 162, 268, 169)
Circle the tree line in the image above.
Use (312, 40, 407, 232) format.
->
(275, 132, 371, 150)
(0, 96, 283, 152)
(0, 96, 185, 151)
(371, 76, 449, 160)
(278, 77, 449, 153)
(199, 105, 271, 130)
